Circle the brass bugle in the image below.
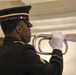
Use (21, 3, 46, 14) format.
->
(32, 34, 76, 55)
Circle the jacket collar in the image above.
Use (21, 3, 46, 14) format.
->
(3, 36, 25, 45)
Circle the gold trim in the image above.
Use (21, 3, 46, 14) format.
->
(14, 41, 25, 45)
(0, 13, 29, 18)
(52, 54, 63, 59)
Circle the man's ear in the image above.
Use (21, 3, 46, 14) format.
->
(15, 25, 22, 33)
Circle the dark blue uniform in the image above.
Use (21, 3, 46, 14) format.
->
(0, 36, 63, 75)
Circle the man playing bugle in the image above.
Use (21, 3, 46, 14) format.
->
(0, 5, 64, 75)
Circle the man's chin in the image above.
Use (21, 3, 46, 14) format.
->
(24, 39, 30, 43)
(27, 39, 31, 43)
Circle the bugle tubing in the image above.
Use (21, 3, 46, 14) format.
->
(32, 33, 76, 55)
(65, 34, 76, 42)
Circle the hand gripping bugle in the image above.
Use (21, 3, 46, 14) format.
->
(32, 34, 76, 55)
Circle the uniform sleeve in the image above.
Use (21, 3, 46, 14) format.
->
(23, 45, 63, 75)
(49, 49, 63, 75)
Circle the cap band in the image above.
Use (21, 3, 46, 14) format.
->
(0, 13, 29, 19)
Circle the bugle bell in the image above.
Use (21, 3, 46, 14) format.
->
(31, 33, 76, 55)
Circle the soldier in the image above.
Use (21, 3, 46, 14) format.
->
(0, 5, 64, 75)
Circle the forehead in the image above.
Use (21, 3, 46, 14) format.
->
(18, 20, 26, 25)
(18, 20, 28, 27)
(17, 19, 33, 28)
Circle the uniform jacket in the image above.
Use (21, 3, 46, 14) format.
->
(0, 36, 63, 75)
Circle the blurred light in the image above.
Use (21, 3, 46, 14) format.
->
(30, 16, 76, 33)
(0, 0, 17, 1)
(21, 0, 58, 4)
